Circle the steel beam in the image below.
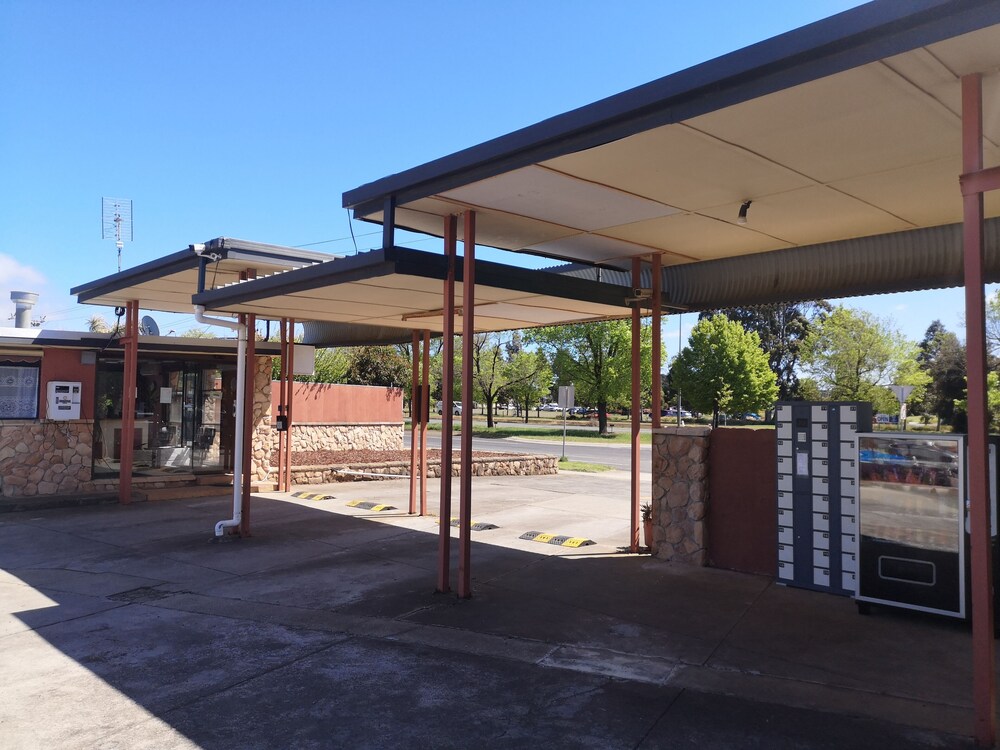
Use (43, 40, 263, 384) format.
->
(437, 215, 457, 594)
(458, 211, 476, 599)
(277, 319, 287, 492)
(630, 258, 641, 553)
(962, 72, 996, 749)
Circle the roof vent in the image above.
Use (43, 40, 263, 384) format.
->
(10, 291, 39, 328)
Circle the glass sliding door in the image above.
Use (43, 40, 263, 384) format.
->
(94, 355, 237, 477)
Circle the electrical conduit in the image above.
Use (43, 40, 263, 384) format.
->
(194, 305, 247, 537)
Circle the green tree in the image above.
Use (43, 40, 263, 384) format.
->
(801, 306, 928, 414)
(344, 345, 408, 388)
(501, 349, 552, 425)
(700, 301, 830, 401)
(88, 314, 112, 333)
(669, 314, 778, 427)
(529, 320, 651, 434)
(916, 321, 966, 428)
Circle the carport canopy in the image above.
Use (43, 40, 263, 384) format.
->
(343, 0, 1000, 285)
(190, 245, 642, 333)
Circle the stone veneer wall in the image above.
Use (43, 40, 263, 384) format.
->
(651, 426, 711, 566)
(272, 423, 403, 456)
(250, 356, 274, 482)
(0, 420, 94, 497)
(289, 453, 557, 485)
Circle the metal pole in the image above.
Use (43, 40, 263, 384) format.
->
(277, 319, 287, 492)
(961, 72, 996, 748)
(437, 215, 457, 594)
(421, 328, 430, 516)
(652, 253, 662, 430)
(409, 329, 419, 515)
(630, 258, 641, 553)
(240, 271, 256, 535)
(458, 211, 476, 599)
(119, 300, 139, 505)
(284, 319, 296, 493)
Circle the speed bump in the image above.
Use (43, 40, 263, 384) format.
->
(519, 530, 595, 547)
(436, 518, 499, 531)
(346, 499, 396, 512)
(291, 491, 336, 501)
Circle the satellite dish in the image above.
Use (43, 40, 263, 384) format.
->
(140, 315, 160, 336)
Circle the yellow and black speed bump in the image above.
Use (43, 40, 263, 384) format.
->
(436, 517, 499, 531)
(291, 491, 336, 501)
(519, 531, 595, 548)
(346, 499, 396, 512)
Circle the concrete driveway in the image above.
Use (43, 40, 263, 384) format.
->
(0, 471, 987, 748)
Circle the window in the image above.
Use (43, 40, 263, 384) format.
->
(0, 361, 40, 419)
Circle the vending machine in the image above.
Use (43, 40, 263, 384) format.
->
(855, 434, 966, 617)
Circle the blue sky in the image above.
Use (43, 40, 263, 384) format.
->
(0, 0, 980, 352)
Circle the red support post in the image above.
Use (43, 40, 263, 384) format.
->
(240, 273, 256, 535)
(284, 319, 296, 493)
(409, 329, 419, 515)
(119, 300, 139, 504)
(420, 328, 430, 517)
(438, 215, 457, 594)
(458, 211, 476, 599)
(961, 72, 996, 749)
(651, 253, 662, 430)
(277, 319, 287, 492)
(630, 259, 641, 553)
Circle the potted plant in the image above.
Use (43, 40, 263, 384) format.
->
(641, 502, 654, 551)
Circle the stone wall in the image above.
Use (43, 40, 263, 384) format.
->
(651, 426, 711, 566)
(250, 356, 274, 481)
(275, 423, 403, 455)
(0, 420, 93, 497)
(287, 453, 557, 485)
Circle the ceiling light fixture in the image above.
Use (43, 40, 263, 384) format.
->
(737, 200, 752, 225)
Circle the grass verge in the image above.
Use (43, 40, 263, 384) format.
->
(557, 459, 614, 472)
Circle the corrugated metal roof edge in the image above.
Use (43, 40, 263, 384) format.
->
(545, 219, 1000, 311)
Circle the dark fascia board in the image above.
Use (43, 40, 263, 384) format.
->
(193, 246, 639, 313)
(71, 248, 198, 302)
(71, 237, 334, 303)
(2, 332, 282, 355)
(344, 0, 1000, 217)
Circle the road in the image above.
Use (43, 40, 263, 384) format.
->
(404, 430, 652, 473)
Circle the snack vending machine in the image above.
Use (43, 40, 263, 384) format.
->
(856, 434, 966, 617)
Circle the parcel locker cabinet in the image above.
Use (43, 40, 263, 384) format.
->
(775, 402, 873, 595)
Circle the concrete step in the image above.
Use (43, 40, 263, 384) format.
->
(143, 485, 232, 502)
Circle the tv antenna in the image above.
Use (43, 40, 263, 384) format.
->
(102, 197, 133, 271)
(139, 315, 160, 336)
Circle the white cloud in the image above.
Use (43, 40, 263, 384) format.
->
(0, 253, 46, 289)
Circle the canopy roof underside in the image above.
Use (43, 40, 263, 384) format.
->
(344, 1, 1000, 279)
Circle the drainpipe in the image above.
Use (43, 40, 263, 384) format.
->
(194, 305, 247, 537)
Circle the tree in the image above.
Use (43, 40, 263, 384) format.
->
(529, 320, 651, 434)
(700, 301, 830, 401)
(916, 321, 966, 428)
(669, 314, 778, 427)
(88, 314, 112, 333)
(344, 345, 408, 387)
(800, 306, 928, 413)
(503, 348, 552, 425)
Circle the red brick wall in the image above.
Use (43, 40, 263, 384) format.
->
(39, 348, 97, 420)
(272, 382, 402, 424)
(707, 428, 777, 575)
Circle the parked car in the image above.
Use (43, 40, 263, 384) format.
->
(435, 400, 462, 415)
(538, 403, 563, 412)
(742, 412, 763, 421)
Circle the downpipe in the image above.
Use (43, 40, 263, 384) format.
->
(194, 305, 247, 538)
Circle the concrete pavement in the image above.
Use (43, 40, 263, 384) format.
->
(0, 471, 987, 748)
